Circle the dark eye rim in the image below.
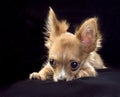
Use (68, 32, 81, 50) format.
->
(70, 61, 80, 71)
(49, 59, 56, 67)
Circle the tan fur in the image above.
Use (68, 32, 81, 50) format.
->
(29, 7, 106, 82)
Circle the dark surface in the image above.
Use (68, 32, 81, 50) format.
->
(1, 0, 120, 97)
(1, 69, 120, 97)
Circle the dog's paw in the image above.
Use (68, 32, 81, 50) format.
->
(29, 72, 47, 80)
(29, 72, 41, 80)
(77, 69, 97, 78)
(77, 70, 89, 78)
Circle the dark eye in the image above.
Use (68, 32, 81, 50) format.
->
(70, 62, 79, 71)
(49, 59, 56, 67)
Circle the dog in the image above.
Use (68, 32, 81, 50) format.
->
(29, 7, 106, 82)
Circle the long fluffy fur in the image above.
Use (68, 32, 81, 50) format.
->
(29, 7, 106, 82)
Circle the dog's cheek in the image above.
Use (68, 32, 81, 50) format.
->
(53, 74, 58, 82)
(53, 70, 62, 82)
(66, 72, 76, 81)
(52, 67, 60, 81)
(67, 69, 76, 79)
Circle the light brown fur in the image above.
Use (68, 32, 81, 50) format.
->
(29, 7, 106, 82)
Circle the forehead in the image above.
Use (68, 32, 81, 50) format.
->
(56, 33, 80, 47)
(49, 33, 81, 59)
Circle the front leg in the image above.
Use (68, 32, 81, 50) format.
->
(76, 62, 97, 78)
(29, 63, 53, 80)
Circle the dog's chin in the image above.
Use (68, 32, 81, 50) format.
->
(53, 76, 75, 82)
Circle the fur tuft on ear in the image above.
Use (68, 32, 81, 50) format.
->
(44, 7, 69, 49)
(75, 17, 102, 53)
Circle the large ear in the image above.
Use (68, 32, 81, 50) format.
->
(75, 18, 102, 53)
(45, 7, 69, 48)
(46, 7, 69, 37)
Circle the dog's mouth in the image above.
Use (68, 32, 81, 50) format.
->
(53, 73, 77, 82)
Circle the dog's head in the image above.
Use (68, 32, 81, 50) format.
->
(44, 7, 102, 81)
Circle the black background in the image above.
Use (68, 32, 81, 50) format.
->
(1, 0, 120, 87)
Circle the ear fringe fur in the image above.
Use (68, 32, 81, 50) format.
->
(94, 17, 103, 51)
(43, 8, 102, 51)
(44, 7, 69, 49)
(75, 17, 102, 51)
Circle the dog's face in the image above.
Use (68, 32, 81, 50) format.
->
(49, 33, 85, 81)
(45, 7, 101, 81)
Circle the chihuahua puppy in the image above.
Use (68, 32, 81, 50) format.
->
(29, 7, 106, 82)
